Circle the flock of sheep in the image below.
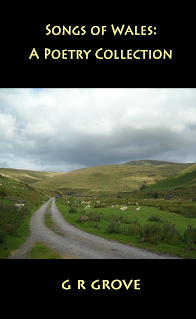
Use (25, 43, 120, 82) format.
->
(65, 198, 141, 212)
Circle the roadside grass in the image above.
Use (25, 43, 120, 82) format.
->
(44, 213, 64, 236)
(0, 202, 49, 259)
(25, 241, 63, 259)
(44, 199, 64, 236)
(0, 175, 50, 258)
(55, 198, 196, 259)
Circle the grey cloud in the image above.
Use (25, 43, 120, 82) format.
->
(0, 88, 196, 172)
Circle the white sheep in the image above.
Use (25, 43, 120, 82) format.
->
(15, 203, 24, 209)
(120, 206, 127, 211)
(136, 207, 140, 211)
(84, 205, 90, 210)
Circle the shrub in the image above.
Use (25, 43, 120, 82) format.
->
(162, 222, 182, 243)
(0, 188, 7, 197)
(0, 230, 6, 244)
(184, 225, 196, 244)
(141, 223, 163, 237)
(93, 204, 106, 208)
(140, 184, 147, 191)
(183, 207, 196, 218)
(147, 215, 164, 223)
(192, 198, 196, 202)
(0, 205, 31, 236)
(106, 220, 121, 234)
(68, 206, 78, 213)
(94, 223, 102, 230)
(153, 192, 159, 199)
(86, 211, 101, 222)
(121, 223, 142, 236)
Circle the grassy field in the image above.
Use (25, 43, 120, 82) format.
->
(32, 162, 193, 196)
(54, 196, 196, 259)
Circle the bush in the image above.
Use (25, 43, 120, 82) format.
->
(68, 206, 78, 213)
(0, 188, 7, 197)
(86, 211, 101, 222)
(192, 198, 196, 202)
(162, 222, 182, 243)
(94, 223, 102, 230)
(121, 223, 142, 236)
(93, 204, 106, 208)
(141, 223, 163, 237)
(140, 184, 147, 191)
(106, 220, 121, 234)
(153, 192, 159, 198)
(0, 205, 31, 236)
(184, 225, 196, 244)
(147, 215, 164, 223)
(183, 207, 196, 218)
(0, 230, 6, 244)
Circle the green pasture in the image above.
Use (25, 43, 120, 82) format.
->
(55, 197, 196, 259)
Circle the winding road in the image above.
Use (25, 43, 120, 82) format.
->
(8, 198, 180, 259)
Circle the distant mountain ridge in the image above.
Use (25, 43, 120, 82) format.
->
(123, 160, 193, 166)
(0, 161, 195, 195)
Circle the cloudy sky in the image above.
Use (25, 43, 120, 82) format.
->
(0, 88, 196, 172)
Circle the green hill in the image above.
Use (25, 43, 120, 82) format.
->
(33, 162, 193, 195)
(123, 159, 183, 166)
(1, 161, 194, 196)
(0, 168, 64, 185)
(145, 163, 196, 191)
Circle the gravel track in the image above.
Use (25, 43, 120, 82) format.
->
(8, 198, 181, 259)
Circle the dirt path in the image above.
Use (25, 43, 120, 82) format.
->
(8, 198, 181, 259)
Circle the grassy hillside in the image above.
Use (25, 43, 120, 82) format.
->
(0, 174, 50, 258)
(0, 168, 63, 185)
(33, 162, 193, 195)
(123, 159, 187, 166)
(145, 163, 196, 191)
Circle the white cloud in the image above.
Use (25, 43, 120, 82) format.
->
(0, 88, 196, 171)
(0, 112, 16, 138)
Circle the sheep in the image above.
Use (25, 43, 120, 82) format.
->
(120, 206, 127, 211)
(15, 203, 24, 209)
(97, 200, 100, 203)
(111, 205, 114, 207)
(136, 207, 140, 211)
(84, 205, 90, 210)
